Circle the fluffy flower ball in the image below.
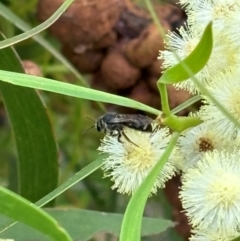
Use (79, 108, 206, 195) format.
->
(180, 150, 240, 237)
(98, 126, 176, 195)
(176, 121, 229, 172)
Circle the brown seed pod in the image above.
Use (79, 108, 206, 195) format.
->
(146, 75, 159, 93)
(165, 176, 191, 240)
(37, 0, 124, 48)
(91, 71, 117, 93)
(127, 81, 159, 107)
(92, 31, 117, 49)
(62, 45, 104, 73)
(114, 4, 151, 39)
(22, 60, 42, 76)
(146, 59, 163, 78)
(155, 3, 187, 31)
(123, 24, 167, 68)
(100, 46, 141, 90)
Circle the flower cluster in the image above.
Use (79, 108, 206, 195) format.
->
(159, 0, 240, 240)
(159, 0, 240, 94)
(98, 0, 240, 240)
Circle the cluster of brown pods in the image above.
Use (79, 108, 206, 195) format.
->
(37, 0, 190, 114)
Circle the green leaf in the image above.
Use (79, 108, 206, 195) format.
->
(162, 115, 203, 132)
(0, 156, 105, 235)
(230, 236, 240, 241)
(171, 95, 202, 115)
(36, 155, 106, 207)
(0, 187, 72, 241)
(0, 70, 160, 115)
(159, 22, 213, 84)
(0, 0, 75, 49)
(0, 35, 58, 202)
(0, 209, 174, 241)
(0, 2, 89, 87)
(120, 132, 179, 241)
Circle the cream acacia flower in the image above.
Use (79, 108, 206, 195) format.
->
(187, 0, 240, 43)
(180, 150, 240, 236)
(98, 126, 176, 195)
(176, 121, 228, 172)
(178, 0, 196, 8)
(159, 24, 200, 75)
(189, 229, 240, 241)
(178, 0, 204, 13)
(200, 69, 240, 141)
(159, 23, 239, 94)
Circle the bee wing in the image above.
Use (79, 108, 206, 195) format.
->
(133, 114, 153, 124)
(106, 114, 135, 124)
(106, 117, 129, 123)
(107, 114, 153, 124)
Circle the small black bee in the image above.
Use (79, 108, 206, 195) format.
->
(95, 113, 153, 145)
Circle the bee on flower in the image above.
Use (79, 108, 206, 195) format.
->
(98, 125, 176, 195)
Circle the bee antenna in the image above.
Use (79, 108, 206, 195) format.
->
(81, 125, 95, 136)
(85, 115, 95, 123)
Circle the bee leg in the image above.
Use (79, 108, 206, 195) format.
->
(150, 124, 160, 137)
(117, 132, 122, 143)
(121, 131, 138, 147)
(111, 130, 138, 147)
(110, 130, 118, 136)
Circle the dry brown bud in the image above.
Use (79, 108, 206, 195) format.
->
(100, 47, 140, 90)
(62, 45, 103, 73)
(22, 60, 42, 76)
(147, 59, 163, 78)
(155, 3, 186, 31)
(91, 71, 117, 94)
(37, 0, 124, 48)
(127, 81, 159, 108)
(123, 24, 166, 68)
(146, 76, 159, 93)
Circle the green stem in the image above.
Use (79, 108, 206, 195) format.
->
(119, 132, 180, 241)
(171, 95, 202, 115)
(145, 0, 166, 39)
(162, 115, 202, 132)
(158, 83, 171, 116)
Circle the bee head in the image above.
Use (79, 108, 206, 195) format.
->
(96, 117, 107, 132)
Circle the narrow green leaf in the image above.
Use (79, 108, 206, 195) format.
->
(120, 132, 179, 241)
(36, 155, 106, 207)
(0, 35, 58, 202)
(0, 155, 105, 234)
(0, 70, 160, 115)
(0, 0, 75, 49)
(171, 95, 202, 115)
(0, 2, 89, 87)
(159, 22, 213, 84)
(0, 209, 174, 241)
(0, 187, 72, 241)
